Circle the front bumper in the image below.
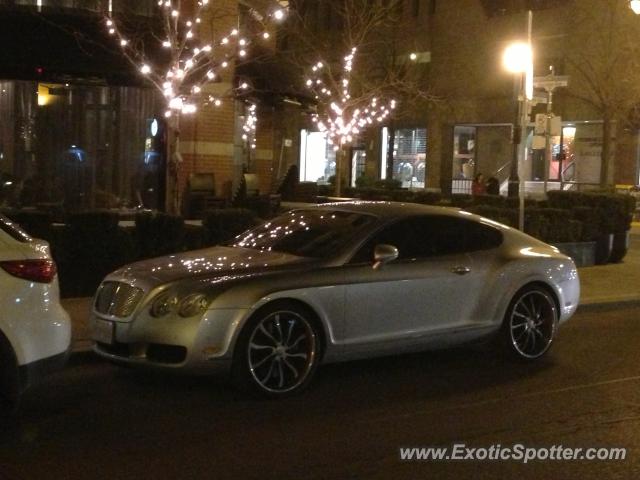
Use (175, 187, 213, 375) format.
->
(90, 308, 249, 374)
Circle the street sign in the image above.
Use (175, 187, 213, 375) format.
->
(535, 113, 547, 134)
(533, 75, 569, 92)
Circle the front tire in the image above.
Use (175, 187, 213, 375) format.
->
(231, 302, 321, 397)
(500, 285, 558, 360)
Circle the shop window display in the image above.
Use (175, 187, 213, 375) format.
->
(382, 127, 427, 188)
(452, 126, 476, 180)
(299, 129, 336, 185)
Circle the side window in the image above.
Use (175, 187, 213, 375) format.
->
(350, 215, 502, 263)
(349, 219, 416, 264)
(413, 216, 503, 256)
(466, 220, 503, 251)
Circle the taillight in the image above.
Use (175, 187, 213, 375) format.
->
(0, 259, 57, 283)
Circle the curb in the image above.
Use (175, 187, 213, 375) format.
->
(577, 297, 640, 312)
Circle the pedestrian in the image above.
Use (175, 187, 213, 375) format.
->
(486, 176, 500, 195)
(471, 173, 486, 196)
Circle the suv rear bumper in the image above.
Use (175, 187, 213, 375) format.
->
(18, 348, 70, 392)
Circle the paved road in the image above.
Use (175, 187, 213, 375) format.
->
(1, 305, 640, 479)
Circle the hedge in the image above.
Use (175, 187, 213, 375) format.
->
(202, 208, 258, 246)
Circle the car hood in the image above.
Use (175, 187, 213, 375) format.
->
(110, 246, 314, 287)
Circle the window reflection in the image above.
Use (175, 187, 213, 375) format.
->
(230, 210, 377, 259)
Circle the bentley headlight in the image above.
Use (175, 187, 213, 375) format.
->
(150, 291, 179, 318)
(178, 293, 211, 318)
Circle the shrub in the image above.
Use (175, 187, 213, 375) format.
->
(355, 175, 376, 188)
(547, 191, 634, 233)
(135, 212, 185, 259)
(533, 208, 582, 243)
(59, 211, 135, 297)
(571, 207, 600, 241)
(472, 194, 507, 208)
(412, 191, 442, 205)
(373, 178, 402, 190)
(202, 208, 258, 246)
(450, 194, 474, 208)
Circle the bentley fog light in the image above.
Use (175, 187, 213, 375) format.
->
(150, 291, 179, 317)
(178, 293, 210, 317)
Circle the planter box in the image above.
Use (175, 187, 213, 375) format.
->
(609, 231, 630, 263)
(552, 241, 597, 267)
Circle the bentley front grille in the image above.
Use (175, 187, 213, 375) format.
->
(94, 281, 144, 317)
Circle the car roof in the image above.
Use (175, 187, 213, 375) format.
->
(296, 200, 464, 219)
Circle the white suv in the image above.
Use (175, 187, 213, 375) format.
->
(0, 214, 71, 411)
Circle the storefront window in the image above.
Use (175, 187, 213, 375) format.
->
(299, 129, 336, 184)
(381, 127, 427, 188)
(452, 126, 476, 180)
(0, 80, 160, 212)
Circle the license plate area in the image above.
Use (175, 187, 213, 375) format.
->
(92, 318, 115, 345)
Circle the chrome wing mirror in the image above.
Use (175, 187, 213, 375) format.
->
(373, 244, 399, 270)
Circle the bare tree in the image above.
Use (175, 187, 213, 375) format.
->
(279, 0, 438, 194)
(561, 0, 640, 186)
(104, 0, 284, 210)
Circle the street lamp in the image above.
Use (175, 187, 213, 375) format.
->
(503, 41, 533, 191)
(631, 0, 640, 15)
(503, 42, 532, 74)
(503, 37, 533, 231)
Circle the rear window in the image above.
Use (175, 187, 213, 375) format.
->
(0, 214, 32, 243)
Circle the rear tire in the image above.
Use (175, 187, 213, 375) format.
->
(231, 302, 322, 398)
(500, 285, 558, 360)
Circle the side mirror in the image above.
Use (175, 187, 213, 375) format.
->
(373, 244, 399, 270)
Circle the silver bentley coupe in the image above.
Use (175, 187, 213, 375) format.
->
(90, 202, 580, 396)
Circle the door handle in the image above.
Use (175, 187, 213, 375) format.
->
(451, 266, 471, 275)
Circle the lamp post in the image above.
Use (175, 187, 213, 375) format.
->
(503, 12, 533, 231)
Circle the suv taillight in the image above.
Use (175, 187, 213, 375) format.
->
(0, 259, 57, 283)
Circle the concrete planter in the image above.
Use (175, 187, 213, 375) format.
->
(593, 233, 614, 265)
(608, 231, 630, 263)
(552, 241, 597, 267)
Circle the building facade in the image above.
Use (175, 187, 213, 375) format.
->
(283, 0, 640, 195)
(0, 0, 285, 214)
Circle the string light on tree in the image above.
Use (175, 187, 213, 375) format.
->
(105, 1, 286, 117)
(242, 103, 258, 150)
(305, 47, 396, 151)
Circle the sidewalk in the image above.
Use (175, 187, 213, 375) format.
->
(62, 226, 640, 353)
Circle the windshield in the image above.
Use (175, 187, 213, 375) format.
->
(229, 209, 377, 259)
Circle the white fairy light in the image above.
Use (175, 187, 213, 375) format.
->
(104, 1, 278, 124)
(169, 97, 183, 110)
(304, 47, 397, 146)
